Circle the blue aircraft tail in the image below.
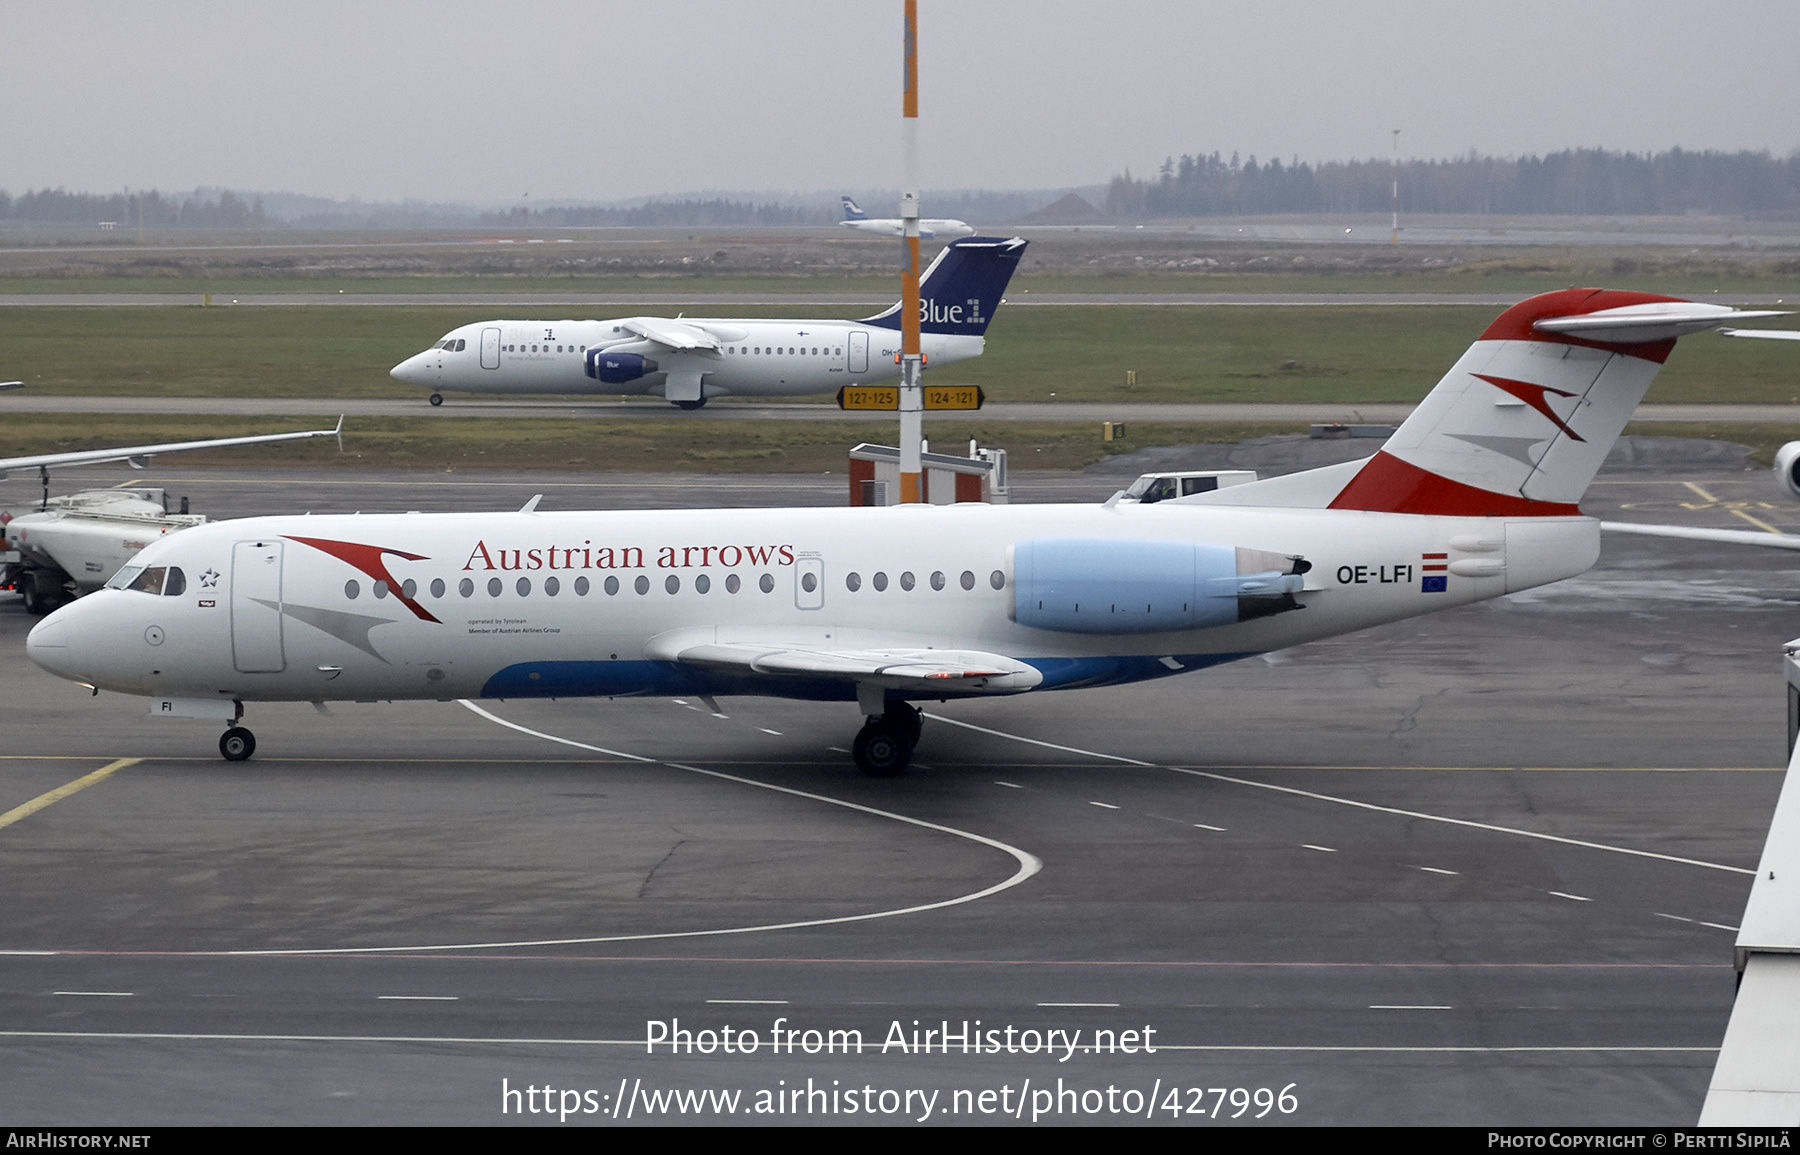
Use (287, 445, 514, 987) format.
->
(861, 236, 1028, 337)
(841, 196, 869, 221)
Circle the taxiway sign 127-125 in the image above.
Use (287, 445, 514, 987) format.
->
(29, 290, 1776, 775)
(389, 236, 1024, 408)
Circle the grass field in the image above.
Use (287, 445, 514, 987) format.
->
(2, 413, 1791, 480)
(0, 414, 1311, 476)
(5, 302, 1799, 405)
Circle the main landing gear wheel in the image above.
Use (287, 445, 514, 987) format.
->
(672, 398, 706, 410)
(429, 393, 444, 407)
(853, 706, 921, 778)
(219, 727, 256, 762)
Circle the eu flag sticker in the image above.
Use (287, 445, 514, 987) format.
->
(1422, 552, 1448, 593)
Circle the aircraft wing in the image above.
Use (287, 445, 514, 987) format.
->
(1601, 521, 1800, 550)
(647, 638, 1044, 693)
(0, 417, 343, 478)
(620, 317, 723, 352)
(1721, 328, 1800, 341)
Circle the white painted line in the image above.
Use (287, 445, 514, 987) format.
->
(757, 728, 782, 736)
(1039, 1002, 1120, 1008)
(216, 702, 1042, 957)
(995, 781, 1023, 789)
(377, 995, 459, 1001)
(1193, 823, 1226, 831)
(1370, 1005, 1451, 1010)
(1548, 892, 1592, 902)
(52, 991, 132, 997)
(1418, 867, 1459, 876)
(1700, 922, 1741, 932)
(1089, 802, 1120, 810)
(1655, 913, 1695, 924)
(1302, 844, 1337, 853)
(706, 999, 788, 1005)
(924, 713, 1755, 876)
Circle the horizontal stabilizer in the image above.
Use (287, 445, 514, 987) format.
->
(1535, 302, 1788, 343)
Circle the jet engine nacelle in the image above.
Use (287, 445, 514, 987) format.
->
(1776, 442, 1800, 499)
(1011, 538, 1306, 635)
(585, 349, 660, 383)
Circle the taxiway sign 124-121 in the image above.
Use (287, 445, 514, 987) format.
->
(389, 236, 1024, 408)
(30, 291, 1775, 775)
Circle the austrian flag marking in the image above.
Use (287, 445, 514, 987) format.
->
(1422, 552, 1448, 593)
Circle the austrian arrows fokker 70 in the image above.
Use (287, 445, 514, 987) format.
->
(30, 290, 1775, 775)
(389, 236, 1025, 408)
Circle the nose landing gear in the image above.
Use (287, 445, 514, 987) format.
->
(219, 726, 256, 762)
(428, 393, 444, 407)
(852, 701, 923, 778)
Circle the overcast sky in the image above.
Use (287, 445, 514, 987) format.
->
(8, 1, 1798, 204)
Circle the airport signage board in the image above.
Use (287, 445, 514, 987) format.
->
(835, 386, 985, 411)
(923, 385, 983, 410)
(837, 386, 899, 410)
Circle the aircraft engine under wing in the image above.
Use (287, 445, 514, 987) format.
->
(646, 637, 1044, 694)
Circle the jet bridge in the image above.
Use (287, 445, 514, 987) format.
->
(1699, 637, 1800, 1123)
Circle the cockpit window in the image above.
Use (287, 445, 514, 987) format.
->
(106, 564, 145, 590)
(454, 339, 466, 351)
(163, 567, 186, 596)
(125, 566, 167, 595)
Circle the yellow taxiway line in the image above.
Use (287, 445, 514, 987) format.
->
(0, 759, 141, 832)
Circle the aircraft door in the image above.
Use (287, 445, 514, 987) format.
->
(849, 331, 868, 374)
(795, 554, 824, 610)
(230, 540, 286, 672)
(480, 327, 501, 370)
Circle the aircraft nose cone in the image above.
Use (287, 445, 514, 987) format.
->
(390, 353, 431, 384)
(26, 611, 76, 678)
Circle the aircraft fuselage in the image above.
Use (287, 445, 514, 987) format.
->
(27, 501, 1596, 707)
(392, 320, 983, 400)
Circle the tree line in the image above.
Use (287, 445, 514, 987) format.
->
(0, 187, 270, 228)
(1105, 147, 1800, 219)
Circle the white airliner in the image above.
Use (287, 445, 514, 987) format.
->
(838, 195, 974, 239)
(390, 236, 1023, 408)
(28, 291, 1774, 774)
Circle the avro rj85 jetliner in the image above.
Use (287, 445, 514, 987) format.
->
(389, 236, 1024, 408)
(29, 290, 1779, 775)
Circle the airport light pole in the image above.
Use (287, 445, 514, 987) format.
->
(1390, 129, 1400, 244)
(897, 0, 925, 504)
